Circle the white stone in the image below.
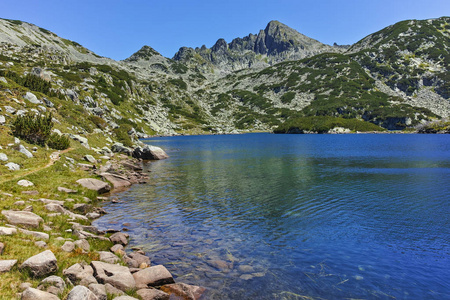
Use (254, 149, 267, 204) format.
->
(6, 162, 20, 170)
(19, 144, 33, 158)
(0, 153, 8, 161)
(24, 92, 40, 104)
(17, 179, 33, 186)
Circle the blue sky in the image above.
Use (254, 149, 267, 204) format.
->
(2, 0, 449, 60)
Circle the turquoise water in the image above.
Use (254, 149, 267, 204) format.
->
(94, 133, 450, 299)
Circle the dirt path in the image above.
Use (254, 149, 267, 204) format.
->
(0, 148, 72, 185)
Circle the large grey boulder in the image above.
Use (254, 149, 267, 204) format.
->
(24, 92, 40, 104)
(101, 173, 131, 189)
(77, 178, 111, 194)
(20, 250, 57, 277)
(18, 145, 33, 158)
(6, 162, 20, 171)
(0, 259, 17, 272)
(67, 285, 99, 300)
(1, 210, 43, 228)
(91, 261, 136, 292)
(63, 263, 97, 285)
(137, 288, 170, 300)
(133, 265, 174, 289)
(132, 145, 168, 160)
(21, 287, 59, 300)
(160, 283, 206, 300)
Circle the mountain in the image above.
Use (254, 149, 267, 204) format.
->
(0, 17, 448, 139)
(172, 20, 342, 75)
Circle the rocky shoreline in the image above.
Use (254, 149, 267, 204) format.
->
(0, 144, 206, 299)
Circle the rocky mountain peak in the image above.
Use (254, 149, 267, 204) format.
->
(125, 45, 162, 62)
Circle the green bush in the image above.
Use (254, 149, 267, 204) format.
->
(47, 133, 70, 150)
(113, 125, 133, 147)
(11, 112, 53, 145)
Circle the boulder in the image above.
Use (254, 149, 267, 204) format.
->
(98, 251, 120, 264)
(67, 285, 99, 300)
(43, 98, 54, 108)
(18, 145, 33, 158)
(160, 283, 206, 300)
(110, 244, 125, 256)
(88, 283, 107, 300)
(0, 242, 4, 254)
(24, 92, 40, 104)
(63, 263, 97, 286)
(128, 252, 151, 266)
(17, 179, 33, 187)
(85, 155, 97, 163)
(77, 178, 111, 194)
(137, 288, 170, 300)
(1, 210, 43, 228)
(44, 203, 66, 213)
(111, 143, 133, 156)
(73, 203, 92, 214)
(133, 265, 175, 289)
(21, 287, 59, 300)
(132, 145, 168, 160)
(61, 241, 75, 252)
(109, 232, 129, 245)
(35, 241, 47, 248)
(6, 162, 20, 170)
(18, 228, 49, 240)
(74, 239, 91, 252)
(20, 250, 57, 277)
(57, 186, 78, 193)
(0, 259, 17, 272)
(105, 283, 125, 296)
(38, 275, 66, 295)
(0, 115, 5, 125)
(113, 296, 139, 300)
(0, 226, 17, 235)
(91, 261, 136, 292)
(0, 153, 7, 161)
(101, 172, 131, 189)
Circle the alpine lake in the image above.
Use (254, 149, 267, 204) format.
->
(94, 133, 450, 299)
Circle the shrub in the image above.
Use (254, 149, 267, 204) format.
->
(113, 125, 133, 147)
(11, 112, 53, 145)
(47, 133, 70, 150)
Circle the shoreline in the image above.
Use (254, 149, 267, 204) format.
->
(0, 143, 205, 299)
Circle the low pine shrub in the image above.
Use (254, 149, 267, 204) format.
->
(11, 112, 53, 145)
(47, 133, 70, 150)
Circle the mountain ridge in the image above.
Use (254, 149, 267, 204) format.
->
(0, 16, 448, 137)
